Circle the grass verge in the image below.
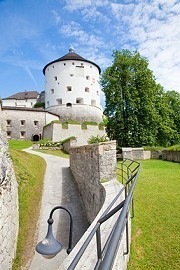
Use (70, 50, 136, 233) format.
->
(36, 149, 69, 158)
(120, 160, 180, 270)
(9, 141, 46, 270)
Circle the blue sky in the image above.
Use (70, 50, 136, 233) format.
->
(0, 0, 180, 104)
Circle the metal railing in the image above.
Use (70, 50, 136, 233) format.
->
(67, 159, 140, 270)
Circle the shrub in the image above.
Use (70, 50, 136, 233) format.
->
(88, 135, 109, 144)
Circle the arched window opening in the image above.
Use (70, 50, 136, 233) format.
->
(66, 103, 72, 107)
(32, 134, 40, 142)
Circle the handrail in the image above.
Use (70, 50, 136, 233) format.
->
(67, 159, 140, 270)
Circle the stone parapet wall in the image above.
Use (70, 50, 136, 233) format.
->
(162, 150, 180, 163)
(0, 129, 19, 270)
(70, 141, 116, 223)
(43, 122, 106, 146)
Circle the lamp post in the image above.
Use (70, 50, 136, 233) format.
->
(36, 206, 73, 259)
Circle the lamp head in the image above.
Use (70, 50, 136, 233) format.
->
(36, 219, 63, 259)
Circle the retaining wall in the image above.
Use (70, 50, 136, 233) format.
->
(0, 129, 19, 270)
(60, 141, 130, 270)
(162, 150, 180, 162)
(70, 141, 117, 223)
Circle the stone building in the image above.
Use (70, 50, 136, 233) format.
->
(1, 47, 105, 143)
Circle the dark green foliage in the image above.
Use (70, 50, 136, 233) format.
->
(101, 50, 180, 147)
(33, 102, 45, 108)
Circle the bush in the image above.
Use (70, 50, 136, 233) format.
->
(88, 135, 109, 144)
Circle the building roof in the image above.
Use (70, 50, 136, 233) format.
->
(3, 91, 39, 100)
(43, 47, 101, 74)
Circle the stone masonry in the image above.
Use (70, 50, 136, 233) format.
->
(70, 141, 117, 223)
(0, 128, 19, 270)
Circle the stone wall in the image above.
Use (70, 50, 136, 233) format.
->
(70, 141, 116, 223)
(162, 150, 180, 163)
(60, 141, 131, 270)
(43, 122, 106, 146)
(0, 129, 19, 270)
(2, 107, 59, 140)
(62, 137, 77, 153)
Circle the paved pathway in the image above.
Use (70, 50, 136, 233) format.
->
(24, 148, 89, 270)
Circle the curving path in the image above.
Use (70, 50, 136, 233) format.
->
(24, 148, 89, 270)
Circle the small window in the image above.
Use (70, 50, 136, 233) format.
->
(67, 86, 72, 91)
(54, 76, 57, 81)
(64, 63, 66, 66)
(90, 66, 92, 68)
(86, 76, 90, 80)
(15, 102, 17, 106)
(81, 63, 84, 66)
(85, 87, 89, 92)
(70, 74, 74, 77)
(58, 82, 60, 84)
(53, 66, 54, 68)
(20, 131, 25, 138)
(51, 89, 54, 94)
(6, 120, 11, 126)
(31, 102, 33, 106)
(7, 131, 11, 138)
(76, 98, 83, 104)
(47, 101, 49, 107)
(72, 62, 75, 65)
(20, 120, 25, 126)
(97, 91, 99, 96)
(56, 98, 62, 105)
(91, 99, 96, 106)
(34, 121, 38, 126)
(66, 103, 72, 107)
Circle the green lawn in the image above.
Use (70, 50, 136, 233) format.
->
(8, 141, 46, 270)
(120, 160, 180, 270)
(36, 149, 69, 158)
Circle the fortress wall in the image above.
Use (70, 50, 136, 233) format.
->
(0, 129, 19, 270)
(43, 122, 106, 146)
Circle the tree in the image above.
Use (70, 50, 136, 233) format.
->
(101, 50, 178, 147)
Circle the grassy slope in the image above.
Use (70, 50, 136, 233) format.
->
(8, 141, 46, 270)
(126, 160, 180, 270)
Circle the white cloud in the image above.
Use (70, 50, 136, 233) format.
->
(64, 0, 109, 11)
(51, 10, 61, 24)
(60, 21, 105, 48)
(110, 1, 180, 91)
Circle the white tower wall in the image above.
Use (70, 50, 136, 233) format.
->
(44, 49, 103, 123)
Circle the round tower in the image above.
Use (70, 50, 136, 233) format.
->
(43, 46, 103, 123)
